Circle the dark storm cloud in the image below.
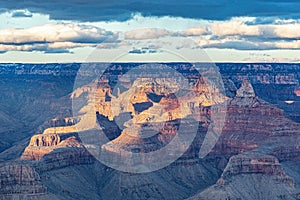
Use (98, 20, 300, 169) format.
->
(1, 0, 300, 22)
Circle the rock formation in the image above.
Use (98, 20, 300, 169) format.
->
(236, 79, 255, 98)
(21, 132, 95, 172)
(210, 79, 300, 158)
(190, 153, 296, 200)
(21, 132, 81, 160)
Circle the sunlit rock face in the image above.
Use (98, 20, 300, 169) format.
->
(93, 72, 227, 167)
(21, 132, 82, 161)
(21, 132, 95, 173)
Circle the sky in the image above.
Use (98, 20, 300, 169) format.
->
(1, 1, 300, 63)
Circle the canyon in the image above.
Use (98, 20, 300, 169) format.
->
(0, 63, 300, 199)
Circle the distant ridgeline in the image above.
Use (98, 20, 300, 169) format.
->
(0, 63, 299, 84)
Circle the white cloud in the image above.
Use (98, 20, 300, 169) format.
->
(125, 28, 171, 40)
(0, 42, 96, 52)
(0, 23, 118, 44)
(181, 18, 300, 50)
(207, 19, 300, 40)
(0, 23, 121, 53)
(179, 26, 209, 36)
(266, 24, 300, 39)
(210, 20, 260, 37)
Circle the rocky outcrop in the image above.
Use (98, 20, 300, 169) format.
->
(236, 80, 255, 98)
(30, 132, 81, 147)
(21, 132, 82, 161)
(210, 80, 300, 158)
(228, 79, 262, 107)
(220, 153, 293, 184)
(21, 132, 95, 172)
(1, 132, 95, 199)
(191, 153, 296, 200)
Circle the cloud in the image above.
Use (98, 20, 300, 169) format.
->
(194, 37, 300, 50)
(179, 26, 209, 36)
(0, 42, 98, 53)
(0, 24, 118, 44)
(0, 24, 120, 53)
(124, 20, 300, 51)
(11, 10, 32, 18)
(2, 16, 300, 53)
(265, 24, 300, 39)
(175, 18, 300, 51)
(210, 20, 260, 37)
(125, 28, 170, 40)
(204, 19, 300, 40)
(2, 0, 300, 22)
